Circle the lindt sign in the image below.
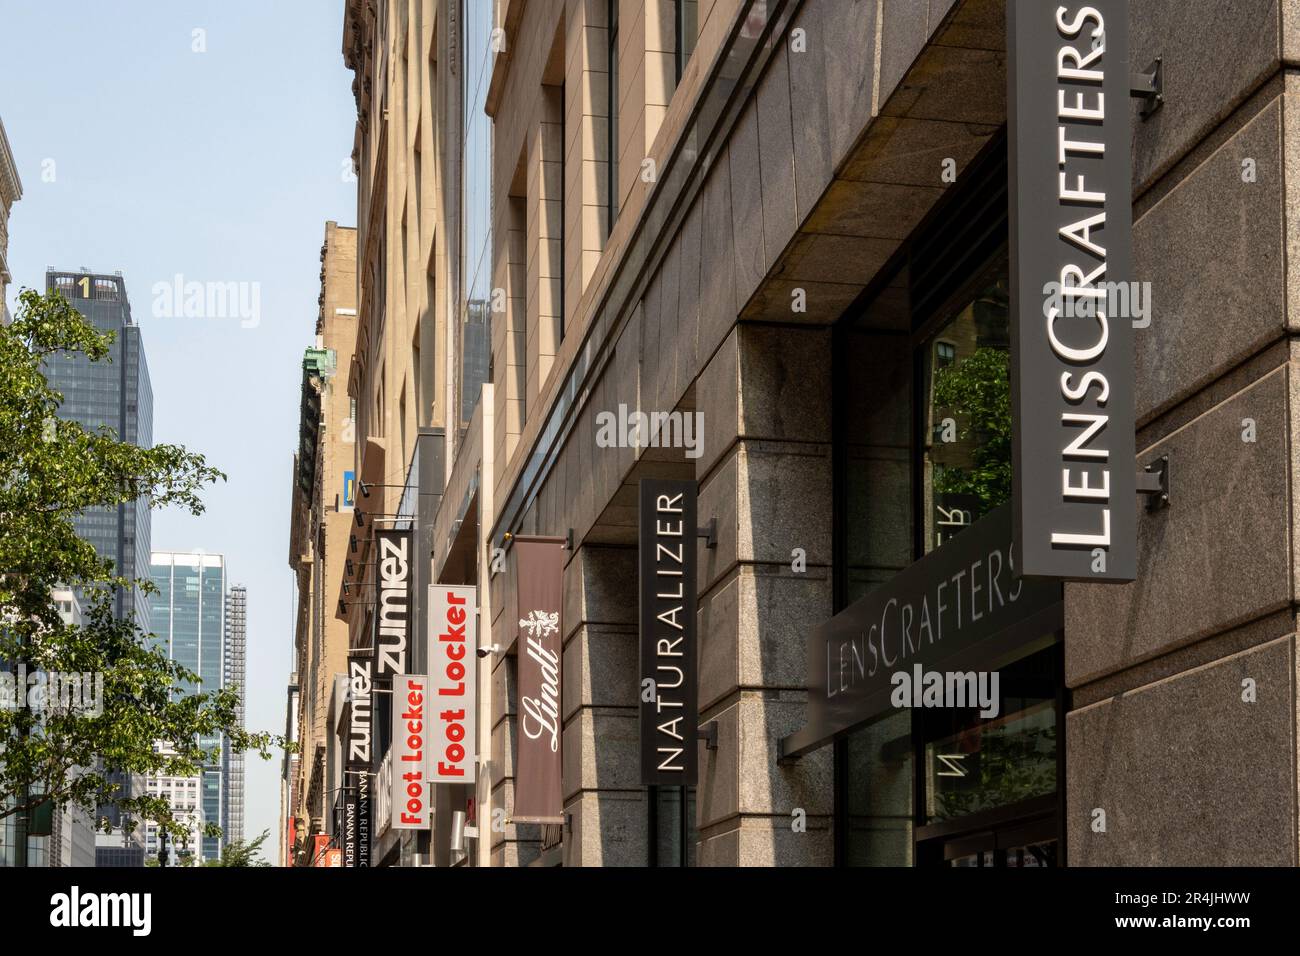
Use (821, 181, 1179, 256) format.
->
(512, 536, 565, 824)
(390, 674, 431, 830)
(429, 585, 477, 783)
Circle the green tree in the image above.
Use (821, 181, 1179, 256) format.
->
(931, 346, 1012, 515)
(0, 288, 284, 849)
(204, 829, 273, 867)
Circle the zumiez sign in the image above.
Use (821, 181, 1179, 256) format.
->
(1009, 0, 1136, 581)
(375, 529, 412, 677)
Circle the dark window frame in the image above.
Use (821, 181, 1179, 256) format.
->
(830, 130, 1067, 867)
(607, 0, 619, 234)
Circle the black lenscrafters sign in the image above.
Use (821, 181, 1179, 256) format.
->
(638, 479, 699, 785)
(781, 504, 1061, 757)
(1009, 0, 1136, 581)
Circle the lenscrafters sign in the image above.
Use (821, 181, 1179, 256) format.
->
(1008, 0, 1136, 580)
(782, 504, 1061, 756)
(638, 479, 698, 785)
(375, 529, 413, 678)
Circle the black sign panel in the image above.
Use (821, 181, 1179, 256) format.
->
(344, 652, 373, 867)
(374, 528, 413, 680)
(782, 503, 1061, 757)
(1008, 0, 1136, 580)
(638, 479, 699, 785)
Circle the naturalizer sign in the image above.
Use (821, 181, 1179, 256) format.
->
(638, 478, 699, 785)
(1009, 0, 1137, 581)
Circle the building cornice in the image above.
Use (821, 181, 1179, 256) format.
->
(0, 117, 23, 206)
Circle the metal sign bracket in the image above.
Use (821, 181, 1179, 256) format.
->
(1130, 56, 1164, 118)
(1136, 454, 1170, 511)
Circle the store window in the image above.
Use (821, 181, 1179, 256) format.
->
(833, 133, 1064, 867)
(920, 259, 1011, 553)
(676, 1, 698, 82)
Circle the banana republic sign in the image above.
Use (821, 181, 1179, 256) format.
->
(1009, 0, 1136, 581)
(638, 479, 699, 785)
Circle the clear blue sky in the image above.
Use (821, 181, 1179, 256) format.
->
(2, 1, 357, 853)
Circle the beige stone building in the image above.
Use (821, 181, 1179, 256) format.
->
(311, 0, 1300, 868)
(335, 0, 481, 868)
(0, 116, 22, 322)
(286, 221, 357, 861)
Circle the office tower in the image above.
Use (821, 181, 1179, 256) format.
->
(142, 746, 205, 867)
(41, 269, 152, 866)
(0, 590, 98, 868)
(147, 552, 227, 863)
(0, 116, 21, 323)
(43, 269, 153, 629)
(47, 590, 98, 868)
(222, 584, 247, 847)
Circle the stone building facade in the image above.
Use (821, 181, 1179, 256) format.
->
(316, 0, 1300, 867)
(0, 115, 20, 323)
(287, 221, 357, 856)
(474, 0, 1300, 867)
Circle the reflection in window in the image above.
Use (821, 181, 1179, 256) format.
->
(921, 262, 1011, 554)
(921, 643, 1058, 825)
(676, 1, 698, 82)
(844, 710, 913, 865)
(459, 0, 494, 431)
(608, 0, 619, 234)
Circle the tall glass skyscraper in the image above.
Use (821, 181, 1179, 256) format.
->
(43, 269, 153, 628)
(222, 585, 247, 846)
(148, 552, 227, 863)
(40, 269, 152, 867)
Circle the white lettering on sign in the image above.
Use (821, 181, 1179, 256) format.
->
(1049, 4, 1112, 550)
(348, 658, 372, 765)
(825, 543, 1024, 700)
(376, 532, 411, 676)
(651, 491, 688, 773)
(520, 631, 560, 752)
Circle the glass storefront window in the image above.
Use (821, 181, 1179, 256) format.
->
(834, 135, 1063, 866)
(843, 710, 913, 866)
(920, 257, 1012, 555)
(921, 643, 1059, 825)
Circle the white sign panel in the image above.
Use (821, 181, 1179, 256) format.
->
(428, 585, 477, 783)
(390, 674, 431, 830)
